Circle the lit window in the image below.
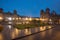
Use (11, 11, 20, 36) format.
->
(8, 17, 12, 21)
(29, 18, 32, 21)
(16, 18, 18, 20)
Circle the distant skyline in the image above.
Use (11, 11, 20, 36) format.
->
(0, 0, 60, 17)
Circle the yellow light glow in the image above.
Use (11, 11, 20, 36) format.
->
(11, 28, 21, 39)
(16, 18, 18, 20)
(48, 26, 52, 29)
(29, 18, 32, 21)
(11, 31, 15, 39)
(49, 19, 52, 21)
(25, 18, 28, 20)
(40, 26, 46, 31)
(40, 18, 44, 21)
(40, 18, 48, 21)
(25, 29, 29, 35)
(0, 33, 3, 40)
(26, 21, 29, 24)
(0, 17, 3, 20)
(25, 29, 31, 35)
(8, 25, 11, 29)
(36, 18, 39, 20)
(15, 28, 19, 35)
(8, 17, 12, 21)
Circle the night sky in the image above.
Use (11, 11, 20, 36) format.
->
(0, 0, 60, 17)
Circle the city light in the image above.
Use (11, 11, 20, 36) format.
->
(26, 21, 29, 24)
(48, 26, 52, 29)
(12, 18, 15, 20)
(25, 18, 28, 20)
(29, 18, 32, 21)
(8, 25, 12, 29)
(0, 17, 3, 21)
(49, 19, 52, 21)
(16, 18, 18, 20)
(40, 26, 46, 31)
(8, 17, 12, 21)
(0, 33, 3, 40)
(40, 18, 48, 21)
(35, 18, 39, 20)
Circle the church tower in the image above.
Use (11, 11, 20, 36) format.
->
(46, 8, 50, 15)
(0, 8, 3, 13)
(13, 10, 17, 14)
(40, 9, 45, 18)
(52, 10, 56, 16)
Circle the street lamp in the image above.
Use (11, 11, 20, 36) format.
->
(0, 17, 3, 21)
(8, 17, 12, 21)
(29, 18, 32, 21)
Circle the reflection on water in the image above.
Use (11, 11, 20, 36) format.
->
(35, 28, 38, 32)
(48, 26, 52, 29)
(40, 26, 46, 31)
(48, 29, 52, 36)
(11, 31, 15, 39)
(0, 24, 53, 40)
(8, 25, 12, 29)
(40, 31, 46, 38)
(11, 25, 53, 39)
(24, 29, 29, 35)
(11, 28, 21, 39)
(24, 29, 31, 35)
(0, 33, 3, 40)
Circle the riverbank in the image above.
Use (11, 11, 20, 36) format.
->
(12, 25, 54, 40)
(14, 23, 50, 29)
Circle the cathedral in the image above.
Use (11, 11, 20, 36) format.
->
(40, 8, 60, 24)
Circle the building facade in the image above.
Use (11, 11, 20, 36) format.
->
(40, 8, 60, 24)
(0, 8, 60, 25)
(0, 8, 40, 25)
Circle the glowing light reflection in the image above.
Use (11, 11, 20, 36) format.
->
(40, 26, 46, 31)
(8, 25, 11, 29)
(24, 29, 31, 35)
(8, 17, 12, 21)
(0, 33, 3, 40)
(48, 26, 52, 29)
(11, 28, 20, 39)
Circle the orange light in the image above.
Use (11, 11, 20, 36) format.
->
(29, 18, 32, 21)
(0, 17, 3, 20)
(25, 18, 28, 20)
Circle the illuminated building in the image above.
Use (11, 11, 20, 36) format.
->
(0, 8, 40, 25)
(40, 8, 60, 24)
(0, 8, 60, 25)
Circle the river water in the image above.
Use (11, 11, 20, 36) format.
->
(0, 24, 53, 40)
